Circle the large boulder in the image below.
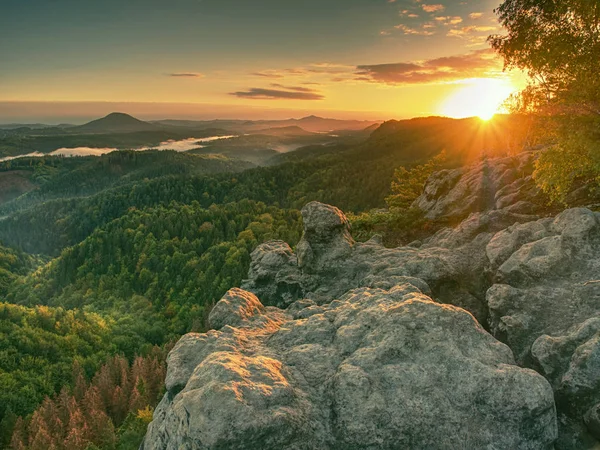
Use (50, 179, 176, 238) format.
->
(296, 201, 355, 274)
(243, 202, 495, 322)
(142, 285, 557, 450)
(486, 208, 600, 448)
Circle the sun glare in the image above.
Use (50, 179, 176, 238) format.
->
(439, 78, 515, 121)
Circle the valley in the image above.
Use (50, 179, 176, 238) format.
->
(2, 0, 600, 447)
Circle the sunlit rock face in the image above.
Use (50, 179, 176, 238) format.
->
(413, 151, 547, 222)
(142, 285, 557, 450)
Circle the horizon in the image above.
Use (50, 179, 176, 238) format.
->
(0, 104, 497, 126)
(2, 0, 526, 123)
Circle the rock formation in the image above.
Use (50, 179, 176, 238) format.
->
(143, 153, 600, 449)
(143, 285, 557, 450)
(413, 151, 547, 222)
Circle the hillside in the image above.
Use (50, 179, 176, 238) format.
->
(72, 112, 159, 134)
(0, 116, 528, 256)
(153, 116, 381, 133)
(1, 115, 596, 449)
(0, 151, 253, 213)
(251, 125, 315, 136)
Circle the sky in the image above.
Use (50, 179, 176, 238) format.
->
(0, 0, 525, 123)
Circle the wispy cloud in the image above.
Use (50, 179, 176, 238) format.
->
(469, 12, 483, 19)
(251, 71, 285, 79)
(354, 49, 502, 85)
(168, 73, 204, 78)
(394, 23, 435, 36)
(435, 16, 463, 25)
(447, 25, 496, 37)
(422, 4, 445, 12)
(230, 86, 325, 100)
(270, 83, 317, 93)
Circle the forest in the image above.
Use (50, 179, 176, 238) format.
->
(1, 0, 600, 447)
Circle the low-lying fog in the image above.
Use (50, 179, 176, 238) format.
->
(0, 136, 237, 162)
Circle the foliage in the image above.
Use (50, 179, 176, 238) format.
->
(0, 244, 41, 295)
(10, 350, 167, 450)
(0, 302, 116, 438)
(0, 118, 507, 256)
(385, 150, 447, 210)
(349, 152, 448, 246)
(490, 0, 600, 202)
(533, 121, 600, 203)
(0, 151, 252, 214)
(0, 200, 301, 445)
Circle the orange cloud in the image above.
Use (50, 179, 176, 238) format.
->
(230, 86, 324, 100)
(354, 49, 502, 85)
(394, 23, 435, 36)
(422, 4, 445, 12)
(168, 73, 204, 78)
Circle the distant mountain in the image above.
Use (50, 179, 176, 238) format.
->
(362, 123, 381, 134)
(251, 126, 315, 137)
(73, 112, 158, 133)
(152, 116, 381, 133)
(291, 116, 380, 133)
(0, 123, 54, 130)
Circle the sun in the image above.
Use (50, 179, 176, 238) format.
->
(439, 78, 516, 121)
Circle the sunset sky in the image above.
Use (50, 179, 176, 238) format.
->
(0, 0, 525, 123)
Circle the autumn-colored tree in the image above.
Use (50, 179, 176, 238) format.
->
(10, 350, 167, 450)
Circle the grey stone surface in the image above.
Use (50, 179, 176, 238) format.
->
(486, 208, 600, 449)
(143, 285, 557, 450)
(413, 152, 545, 222)
(243, 201, 495, 322)
(144, 153, 600, 449)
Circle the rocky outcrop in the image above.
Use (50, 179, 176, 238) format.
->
(144, 154, 600, 449)
(143, 285, 557, 450)
(243, 201, 493, 323)
(485, 208, 600, 448)
(413, 152, 547, 222)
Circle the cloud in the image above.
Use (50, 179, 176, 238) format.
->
(469, 12, 483, 19)
(230, 86, 324, 100)
(422, 4, 445, 12)
(394, 23, 435, 36)
(251, 71, 285, 79)
(168, 73, 204, 78)
(354, 49, 502, 85)
(270, 83, 317, 93)
(435, 15, 463, 25)
(447, 25, 496, 37)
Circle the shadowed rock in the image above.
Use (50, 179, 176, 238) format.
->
(486, 208, 600, 448)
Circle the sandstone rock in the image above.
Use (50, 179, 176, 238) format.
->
(208, 288, 264, 330)
(143, 285, 557, 450)
(486, 208, 600, 449)
(296, 201, 354, 273)
(242, 241, 303, 308)
(413, 152, 546, 222)
(243, 202, 495, 322)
